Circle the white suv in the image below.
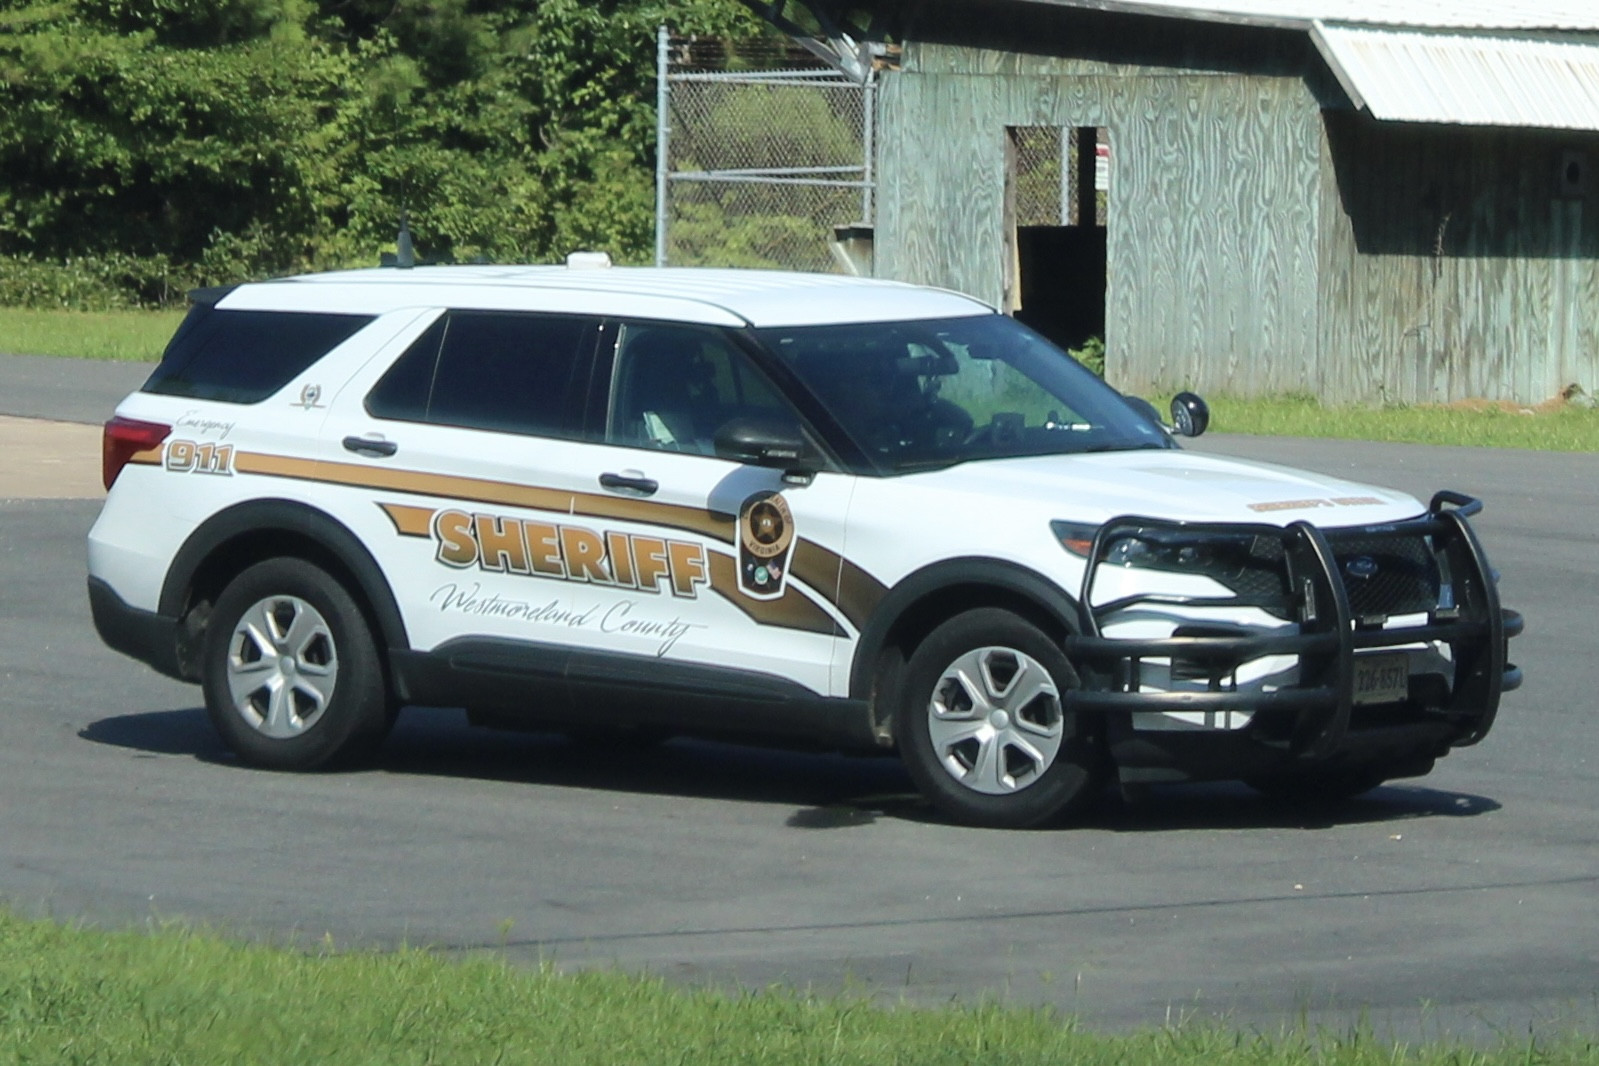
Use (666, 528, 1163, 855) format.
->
(87, 263, 1521, 827)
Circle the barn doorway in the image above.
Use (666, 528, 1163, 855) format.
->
(1003, 126, 1108, 366)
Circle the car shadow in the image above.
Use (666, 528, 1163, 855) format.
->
(1084, 779, 1501, 832)
(80, 705, 1500, 832)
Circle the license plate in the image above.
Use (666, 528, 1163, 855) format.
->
(1353, 652, 1409, 705)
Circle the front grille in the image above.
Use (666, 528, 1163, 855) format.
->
(1327, 533, 1439, 619)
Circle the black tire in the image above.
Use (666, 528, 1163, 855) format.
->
(1244, 766, 1390, 804)
(201, 558, 391, 770)
(894, 608, 1102, 828)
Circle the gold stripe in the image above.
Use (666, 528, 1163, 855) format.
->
(379, 502, 435, 537)
(233, 452, 736, 544)
(231, 450, 884, 633)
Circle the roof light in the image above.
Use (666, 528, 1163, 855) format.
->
(566, 251, 612, 270)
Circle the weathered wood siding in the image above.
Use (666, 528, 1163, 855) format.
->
(876, 47, 1324, 396)
(1317, 114, 1599, 404)
(873, 11, 1599, 404)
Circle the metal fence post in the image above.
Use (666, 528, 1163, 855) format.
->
(862, 71, 876, 228)
(655, 24, 670, 267)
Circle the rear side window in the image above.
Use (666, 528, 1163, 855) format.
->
(365, 311, 596, 439)
(143, 307, 373, 403)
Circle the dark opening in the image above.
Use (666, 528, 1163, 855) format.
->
(1007, 126, 1108, 360)
(1016, 227, 1106, 354)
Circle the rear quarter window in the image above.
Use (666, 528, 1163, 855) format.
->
(142, 307, 374, 404)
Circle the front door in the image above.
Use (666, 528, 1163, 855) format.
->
(583, 320, 858, 697)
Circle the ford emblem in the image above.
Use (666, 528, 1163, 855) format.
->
(1344, 556, 1380, 580)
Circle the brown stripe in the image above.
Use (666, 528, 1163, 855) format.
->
(707, 552, 841, 636)
(129, 449, 162, 466)
(791, 539, 887, 630)
(379, 502, 435, 537)
(836, 556, 889, 629)
(791, 539, 839, 604)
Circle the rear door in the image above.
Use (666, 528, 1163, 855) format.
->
(315, 308, 611, 659)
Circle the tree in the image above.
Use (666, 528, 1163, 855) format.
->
(0, 0, 764, 305)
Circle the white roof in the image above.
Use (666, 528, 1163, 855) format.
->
(1313, 22, 1599, 131)
(221, 266, 994, 329)
(1020, 0, 1599, 31)
(1019, 0, 1599, 131)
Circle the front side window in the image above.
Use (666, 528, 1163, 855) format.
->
(366, 311, 595, 439)
(754, 314, 1170, 472)
(606, 323, 799, 454)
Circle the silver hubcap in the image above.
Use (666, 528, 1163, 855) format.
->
(225, 595, 338, 738)
(927, 646, 1064, 795)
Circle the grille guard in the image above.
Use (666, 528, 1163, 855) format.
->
(1062, 490, 1521, 757)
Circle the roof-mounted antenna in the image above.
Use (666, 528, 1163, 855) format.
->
(395, 212, 416, 269)
(380, 212, 417, 269)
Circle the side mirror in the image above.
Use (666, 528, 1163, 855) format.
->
(714, 417, 823, 479)
(1170, 392, 1210, 437)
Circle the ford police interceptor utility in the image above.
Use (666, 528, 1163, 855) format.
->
(87, 261, 1522, 827)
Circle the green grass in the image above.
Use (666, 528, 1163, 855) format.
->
(0, 307, 184, 361)
(1206, 394, 1599, 452)
(1, 910, 1596, 1065)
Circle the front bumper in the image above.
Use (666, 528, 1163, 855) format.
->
(1062, 492, 1521, 783)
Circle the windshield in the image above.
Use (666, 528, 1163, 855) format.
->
(753, 314, 1171, 472)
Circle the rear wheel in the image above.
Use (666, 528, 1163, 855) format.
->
(201, 558, 391, 770)
(894, 609, 1101, 827)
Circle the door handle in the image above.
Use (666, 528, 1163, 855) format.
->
(342, 435, 398, 458)
(599, 472, 659, 496)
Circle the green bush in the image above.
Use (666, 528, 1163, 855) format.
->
(1068, 335, 1105, 376)
(0, 253, 192, 310)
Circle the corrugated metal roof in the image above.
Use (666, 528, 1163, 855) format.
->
(1312, 23, 1599, 130)
(1007, 0, 1599, 130)
(1020, 0, 1599, 32)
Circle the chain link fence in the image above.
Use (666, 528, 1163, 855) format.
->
(1012, 126, 1108, 227)
(657, 31, 874, 273)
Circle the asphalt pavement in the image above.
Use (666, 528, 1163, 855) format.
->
(0, 352, 1594, 1040)
(0, 351, 153, 424)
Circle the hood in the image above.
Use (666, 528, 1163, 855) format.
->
(908, 448, 1426, 527)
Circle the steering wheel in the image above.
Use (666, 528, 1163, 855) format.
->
(915, 398, 973, 450)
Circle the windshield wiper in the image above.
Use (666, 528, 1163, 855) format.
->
(1082, 439, 1169, 454)
(891, 456, 964, 473)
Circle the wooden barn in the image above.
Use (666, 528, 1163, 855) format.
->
(748, 1, 1599, 404)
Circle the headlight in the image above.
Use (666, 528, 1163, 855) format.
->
(1054, 520, 1293, 613)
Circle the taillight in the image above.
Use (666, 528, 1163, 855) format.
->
(102, 416, 171, 490)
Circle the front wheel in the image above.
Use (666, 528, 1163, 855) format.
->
(201, 558, 392, 770)
(894, 609, 1102, 827)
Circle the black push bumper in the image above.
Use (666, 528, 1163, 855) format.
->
(87, 576, 190, 682)
(1061, 492, 1522, 783)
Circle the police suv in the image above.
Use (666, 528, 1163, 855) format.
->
(87, 261, 1522, 827)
